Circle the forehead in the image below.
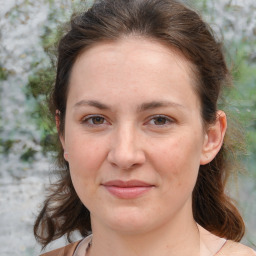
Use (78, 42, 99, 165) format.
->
(74, 36, 194, 78)
(68, 36, 200, 110)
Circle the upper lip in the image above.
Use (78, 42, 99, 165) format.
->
(102, 180, 153, 187)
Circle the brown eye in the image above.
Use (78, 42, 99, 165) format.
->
(153, 116, 168, 125)
(81, 115, 108, 126)
(147, 115, 174, 127)
(91, 116, 105, 124)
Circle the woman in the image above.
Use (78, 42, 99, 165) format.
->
(34, 0, 256, 255)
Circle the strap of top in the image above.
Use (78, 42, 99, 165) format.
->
(40, 240, 81, 256)
(215, 240, 256, 256)
(39, 238, 256, 256)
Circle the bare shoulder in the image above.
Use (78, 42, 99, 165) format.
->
(39, 241, 81, 256)
(217, 240, 256, 256)
(198, 224, 255, 256)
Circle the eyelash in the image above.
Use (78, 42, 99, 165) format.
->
(81, 115, 174, 127)
(146, 115, 174, 127)
(81, 115, 108, 127)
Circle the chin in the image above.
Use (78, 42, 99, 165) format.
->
(104, 207, 154, 234)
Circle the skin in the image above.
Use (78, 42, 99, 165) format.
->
(59, 37, 227, 256)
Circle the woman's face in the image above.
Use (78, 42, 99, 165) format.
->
(61, 37, 213, 234)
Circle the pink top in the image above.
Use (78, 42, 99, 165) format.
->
(73, 235, 256, 256)
(41, 236, 256, 256)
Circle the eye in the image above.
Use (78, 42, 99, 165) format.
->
(147, 115, 174, 126)
(81, 115, 108, 126)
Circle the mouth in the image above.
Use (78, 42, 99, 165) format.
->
(101, 180, 155, 199)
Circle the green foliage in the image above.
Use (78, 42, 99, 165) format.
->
(192, 0, 208, 12)
(0, 139, 16, 154)
(26, 65, 57, 154)
(24, 1, 83, 155)
(0, 65, 8, 81)
(27, 67, 54, 98)
(196, 0, 256, 178)
(225, 43, 256, 177)
(20, 147, 37, 162)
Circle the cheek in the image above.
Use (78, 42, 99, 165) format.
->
(151, 135, 201, 188)
(67, 136, 108, 206)
(66, 134, 108, 183)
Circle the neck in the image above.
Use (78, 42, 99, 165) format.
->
(199, 225, 227, 256)
(89, 213, 200, 256)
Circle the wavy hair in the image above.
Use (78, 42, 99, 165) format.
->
(34, 0, 245, 248)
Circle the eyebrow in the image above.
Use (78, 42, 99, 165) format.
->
(74, 100, 109, 110)
(138, 101, 184, 112)
(73, 100, 184, 112)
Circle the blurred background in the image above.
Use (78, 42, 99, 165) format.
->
(0, 0, 255, 255)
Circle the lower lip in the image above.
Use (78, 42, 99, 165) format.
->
(103, 186, 153, 199)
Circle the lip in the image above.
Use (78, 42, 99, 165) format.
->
(102, 180, 154, 199)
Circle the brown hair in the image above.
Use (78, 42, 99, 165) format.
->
(34, 0, 245, 248)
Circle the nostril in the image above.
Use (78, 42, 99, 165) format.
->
(107, 148, 146, 170)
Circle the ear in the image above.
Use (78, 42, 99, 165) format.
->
(55, 110, 66, 154)
(200, 110, 227, 165)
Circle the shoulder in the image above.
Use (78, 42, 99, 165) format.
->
(217, 240, 256, 256)
(39, 240, 81, 256)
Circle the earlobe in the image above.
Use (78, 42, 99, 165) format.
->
(64, 151, 69, 161)
(200, 110, 227, 165)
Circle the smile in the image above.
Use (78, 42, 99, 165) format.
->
(102, 180, 154, 199)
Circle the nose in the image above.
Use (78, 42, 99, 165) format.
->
(107, 125, 146, 170)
